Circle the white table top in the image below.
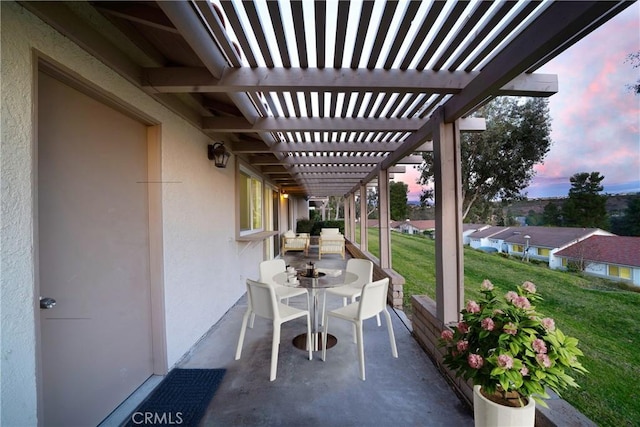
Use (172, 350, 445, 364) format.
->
(273, 270, 358, 289)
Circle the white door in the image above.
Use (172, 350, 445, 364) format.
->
(38, 71, 154, 426)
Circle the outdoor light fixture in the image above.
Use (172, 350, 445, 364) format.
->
(208, 142, 230, 168)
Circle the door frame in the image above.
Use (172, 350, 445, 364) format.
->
(33, 55, 168, 424)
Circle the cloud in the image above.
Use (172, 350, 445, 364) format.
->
(533, 3, 640, 197)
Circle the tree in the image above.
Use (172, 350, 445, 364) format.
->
(610, 196, 640, 236)
(561, 172, 608, 228)
(389, 181, 408, 220)
(542, 202, 562, 226)
(418, 97, 552, 220)
(625, 51, 640, 95)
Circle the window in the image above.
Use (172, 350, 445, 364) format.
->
(239, 167, 263, 235)
(562, 258, 568, 267)
(537, 248, 550, 257)
(513, 244, 524, 253)
(609, 265, 631, 279)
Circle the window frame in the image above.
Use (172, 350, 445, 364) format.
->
(238, 164, 264, 237)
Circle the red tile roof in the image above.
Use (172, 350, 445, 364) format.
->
(555, 236, 640, 267)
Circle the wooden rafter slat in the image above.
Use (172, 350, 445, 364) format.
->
(315, 1, 326, 69)
(383, 0, 423, 69)
(195, 1, 242, 68)
(464, 2, 542, 72)
(446, 1, 518, 71)
(266, 1, 291, 68)
(303, 91, 313, 118)
(242, 1, 274, 68)
(334, 0, 351, 69)
(399, 1, 446, 70)
(432, 1, 493, 71)
(367, 1, 399, 69)
(276, 92, 290, 117)
(418, 94, 447, 119)
(374, 93, 394, 118)
(289, 92, 302, 118)
(350, 1, 375, 69)
(220, 1, 258, 67)
(290, 1, 307, 68)
(386, 92, 409, 119)
(416, 1, 470, 71)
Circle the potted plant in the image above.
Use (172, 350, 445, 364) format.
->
(439, 280, 587, 426)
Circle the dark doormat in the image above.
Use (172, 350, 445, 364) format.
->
(121, 368, 226, 427)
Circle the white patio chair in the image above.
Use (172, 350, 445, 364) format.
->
(247, 259, 309, 328)
(235, 279, 312, 381)
(321, 278, 398, 380)
(321, 258, 380, 327)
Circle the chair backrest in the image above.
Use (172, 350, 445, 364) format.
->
(346, 258, 373, 288)
(246, 279, 277, 320)
(259, 259, 286, 286)
(321, 228, 341, 236)
(357, 278, 389, 320)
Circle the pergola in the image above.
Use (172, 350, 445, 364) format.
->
(24, 0, 634, 323)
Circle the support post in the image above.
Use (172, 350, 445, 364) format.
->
(359, 184, 368, 252)
(433, 107, 464, 324)
(378, 169, 391, 269)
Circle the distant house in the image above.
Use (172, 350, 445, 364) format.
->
(462, 223, 491, 245)
(467, 226, 510, 251)
(466, 226, 614, 267)
(396, 220, 436, 235)
(554, 236, 640, 286)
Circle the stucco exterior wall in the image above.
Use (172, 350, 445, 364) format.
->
(1, 2, 258, 424)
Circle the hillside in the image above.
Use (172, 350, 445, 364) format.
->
(505, 193, 638, 217)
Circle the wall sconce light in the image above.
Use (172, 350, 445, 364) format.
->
(207, 142, 230, 168)
(283, 193, 289, 199)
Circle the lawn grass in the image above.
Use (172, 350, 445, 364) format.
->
(364, 228, 640, 427)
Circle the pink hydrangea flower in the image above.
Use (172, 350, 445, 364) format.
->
(468, 354, 484, 369)
(520, 366, 529, 376)
(533, 339, 547, 354)
(513, 296, 531, 309)
(466, 300, 481, 313)
(492, 309, 504, 315)
(522, 281, 537, 294)
(505, 291, 518, 302)
(497, 354, 514, 369)
(537, 354, 552, 368)
(457, 321, 469, 334)
(541, 317, 556, 331)
(441, 330, 454, 341)
(481, 317, 495, 331)
(503, 322, 518, 335)
(481, 279, 494, 291)
(457, 340, 469, 352)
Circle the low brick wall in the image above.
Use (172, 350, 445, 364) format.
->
(411, 294, 597, 427)
(345, 240, 404, 309)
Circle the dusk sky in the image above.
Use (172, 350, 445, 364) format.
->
(397, 2, 640, 201)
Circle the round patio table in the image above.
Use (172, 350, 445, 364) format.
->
(273, 270, 358, 351)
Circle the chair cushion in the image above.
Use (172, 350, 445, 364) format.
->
(284, 230, 296, 238)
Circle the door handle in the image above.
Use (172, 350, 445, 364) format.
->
(40, 297, 56, 309)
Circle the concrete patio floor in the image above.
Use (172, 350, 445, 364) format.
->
(104, 246, 474, 426)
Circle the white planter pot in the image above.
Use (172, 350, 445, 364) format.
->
(473, 385, 535, 427)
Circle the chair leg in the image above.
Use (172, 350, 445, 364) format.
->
(270, 322, 281, 381)
(249, 312, 255, 329)
(321, 316, 329, 361)
(356, 321, 365, 380)
(383, 309, 398, 358)
(306, 312, 312, 361)
(376, 313, 381, 327)
(320, 292, 326, 326)
(235, 308, 251, 360)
